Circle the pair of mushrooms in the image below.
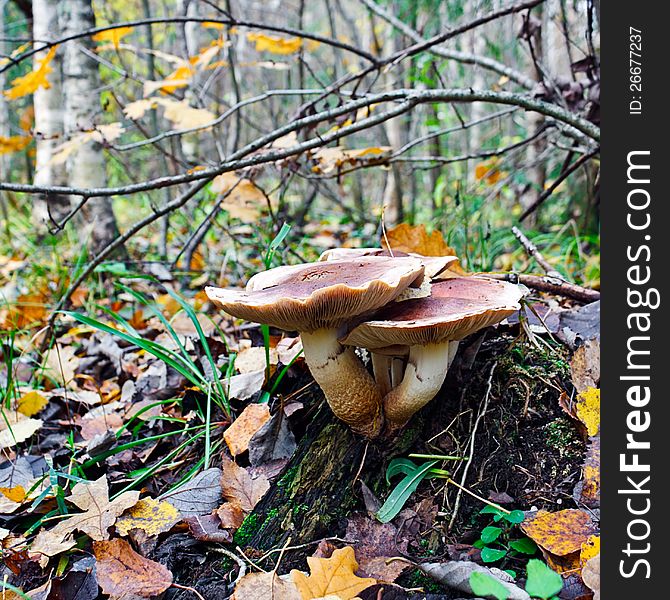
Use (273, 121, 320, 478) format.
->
(206, 249, 525, 437)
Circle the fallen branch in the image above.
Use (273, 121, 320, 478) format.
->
(484, 272, 600, 303)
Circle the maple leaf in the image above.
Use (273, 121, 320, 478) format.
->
(94, 538, 173, 599)
(92, 26, 134, 49)
(0, 136, 31, 155)
(247, 32, 303, 55)
(4, 46, 58, 100)
(49, 476, 140, 541)
(291, 546, 376, 600)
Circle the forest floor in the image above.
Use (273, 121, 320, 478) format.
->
(0, 228, 600, 600)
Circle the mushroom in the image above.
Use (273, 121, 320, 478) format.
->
(342, 277, 526, 429)
(205, 256, 425, 436)
(319, 247, 458, 281)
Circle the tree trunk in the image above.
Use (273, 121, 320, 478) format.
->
(59, 0, 126, 258)
(32, 0, 71, 230)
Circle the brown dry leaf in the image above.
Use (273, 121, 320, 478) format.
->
(224, 403, 271, 456)
(94, 538, 173, 599)
(232, 571, 301, 600)
(312, 146, 390, 174)
(521, 509, 597, 557)
(575, 435, 600, 508)
(44, 343, 79, 388)
(16, 391, 49, 417)
(78, 402, 125, 441)
(211, 173, 268, 221)
(216, 501, 245, 530)
(0, 412, 43, 449)
(0, 293, 47, 329)
(50, 476, 140, 541)
(123, 98, 158, 120)
(570, 338, 600, 394)
(291, 546, 376, 600)
(155, 98, 215, 130)
(30, 529, 77, 566)
(581, 553, 600, 600)
(384, 223, 465, 273)
(115, 498, 181, 537)
(220, 456, 269, 513)
(475, 158, 506, 185)
(247, 32, 303, 55)
(575, 387, 600, 437)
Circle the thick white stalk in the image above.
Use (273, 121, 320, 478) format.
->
(383, 342, 451, 428)
(301, 329, 383, 437)
(371, 353, 393, 397)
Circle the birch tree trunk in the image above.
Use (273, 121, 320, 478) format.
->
(59, 0, 125, 257)
(32, 0, 70, 230)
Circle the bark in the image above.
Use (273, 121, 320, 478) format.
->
(32, 0, 70, 230)
(59, 0, 125, 257)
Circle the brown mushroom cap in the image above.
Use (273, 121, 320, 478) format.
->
(205, 256, 425, 333)
(318, 247, 458, 280)
(341, 277, 525, 348)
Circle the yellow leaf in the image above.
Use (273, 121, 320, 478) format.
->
(0, 485, 26, 503)
(475, 158, 506, 185)
(291, 547, 376, 600)
(202, 21, 225, 30)
(92, 26, 134, 49)
(116, 498, 181, 537)
(17, 391, 48, 417)
(0, 135, 31, 155)
(4, 46, 58, 100)
(521, 509, 597, 557)
(575, 387, 600, 436)
(312, 146, 391, 174)
(247, 32, 303, 55)
(124, 98, 158, 120)
(580, 534, 600, 566)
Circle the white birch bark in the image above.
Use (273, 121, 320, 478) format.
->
(59, 0, 124, 256)
(32, 0, 70, 229)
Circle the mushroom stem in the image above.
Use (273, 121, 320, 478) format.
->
(371, 353, 393, 397)
(300, 329, 384, 437)
(382, 342, 452, 429)
(391, 357, 405, 389)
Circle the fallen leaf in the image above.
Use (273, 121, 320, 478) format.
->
(521, 509, 597, 557)
(232, 571, 301, 600)
(160, 468, 222, 516)
(291, 546, 376, 600)
(227, 370, 266, 402)
(0, 413, 43, 449)
(570, 338, 600, 394)
(574, 435, 600, 508)
(344, 515, 409, 582)
(30, 529, 77, 566)
(247, 32, 303, 55)
(49, 476, 140, 541)
(220, 456, 269, 512)
(384, 223, 465, 273)
(186, 513, 233, 543)
(115, 497, 181, 537)
(248, 409, 297, 466)
(581, 553, 600, 600)
(16, 391, 48, 417)
(94, 538, 173, 598)
(224, 403, 271, 456)
(233, 345, 277, 373)
(44, 343, 79, 388)
(575, 387, 600, 436)
(580, 534, 600, 566)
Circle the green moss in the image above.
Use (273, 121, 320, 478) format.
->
(277, 465, 300, 489)
(233, 513, 260, 547)
(545, 417, 583, 461)
(398, 569, 447, 593)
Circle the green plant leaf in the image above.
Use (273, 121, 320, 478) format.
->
(480, 547, 507, 563)
(481, 526, 503, 544)
(376, 460, 437, 523)
(480, 505, 506, 522)
(509, 537, 538, 555)
(469, 571, 510, 600)
(525, 559, 563, 599)
(503, 509, 525, 524)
